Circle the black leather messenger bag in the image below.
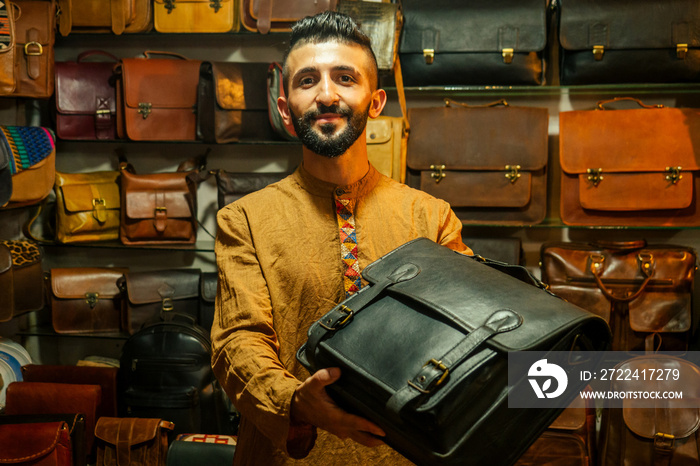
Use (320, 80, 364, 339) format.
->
(297, 238, 611, 466)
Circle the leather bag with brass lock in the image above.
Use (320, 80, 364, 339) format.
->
(154, 0, 237, 33)
(48, 267, 128, 334)
(56, 0, 152, 35)
(598, 354, 700, 466)
(115, 51, 202, 141)
(398, 0, 547, 86)
(54, 50, 120, 141)
(7, 0, 56, 99)
(298, 238, 611, 466)
(240, 0, 337, 34)
(557, 0, 700, 84)
(118, 268, 201, 335)
(540, 240, 697, 352)
(406, 99, 548, 225)
(54, 170, 120, 243)
(559, 98, 700, 227)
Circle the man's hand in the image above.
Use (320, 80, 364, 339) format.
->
(291, 367, 386, 448)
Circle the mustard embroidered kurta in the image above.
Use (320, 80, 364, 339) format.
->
(212, 164, 471, 465)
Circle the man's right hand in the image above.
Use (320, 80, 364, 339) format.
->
(291, 367, 386, 448)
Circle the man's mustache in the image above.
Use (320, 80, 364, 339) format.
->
(305, 104, 353, 119)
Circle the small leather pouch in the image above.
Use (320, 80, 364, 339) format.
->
(154, 0, 237, 33)
(119, 268, 202, 334)
(10, 0, 56, 98)
(196, 61, 275, 143)
(115, 51, 202, 141)
(240, 0, 337, 33)
(0, 413, 86, 466)
(4, 381, 102, 456)
(0, 125, 56, 209)
(406, 100, 548, 225)
(54, 171, 121, 243)
(54, 50, 120, 141)
(48, 267, 128, 335)
(0, 420, 72, 466)
(56, 0, 152, 35)
(0, 240, 44, 322)
(95, 417, 174, 466)
(214, 169, 289, 210)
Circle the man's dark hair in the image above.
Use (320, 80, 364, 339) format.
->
(282, 10, 379, 94)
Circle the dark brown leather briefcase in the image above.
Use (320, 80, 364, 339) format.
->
(406, 100, 548, 225)
(298, 238, 611, 466)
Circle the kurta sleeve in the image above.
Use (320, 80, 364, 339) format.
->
(436, 203, 473, 256)
(211, 203, 315, 457)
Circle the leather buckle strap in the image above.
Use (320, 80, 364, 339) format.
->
(24, 28, 42, 80)
(407, 359, 449, 394)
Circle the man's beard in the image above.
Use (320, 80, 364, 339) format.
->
(290, 103, 369, 158)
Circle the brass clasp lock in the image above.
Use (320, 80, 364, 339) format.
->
(505, 165, 521, 183)
(210, 0, 222, 12)
(85, 292, 99, 309)
(654, 432, 675, 451)
(138, 103, 152, 119)
(165, 0, 175, 12)
(677, 44, 688, 59)
(161, 298, 174, 312)
(592, 45, 604, 61)
(423, 49, 435, 65)
(501, 48, 514, 64)
(430, 164, 446, 184)
(665, 166, 682, 184)
(586, 168, 603, 186)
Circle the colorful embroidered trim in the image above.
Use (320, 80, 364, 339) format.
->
(336, 198, 361, 297)
(1, 126, 55, 175)
(0, 2, 11, 51)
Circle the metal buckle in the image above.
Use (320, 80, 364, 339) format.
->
(92, 198, 106, 207)
(637, 252, 655, 276)
(95, 109, 111, 115)
(165, 0, 175, 12)
(210, 0, 222, 12)
(502, 48, 514, 64)
(137, 103, 152, 119)
(589, 253, 605, 275)
(85, 292, 99, 309)
(408, 359, 449, 394)
(423, 49, 435, 65)
(319, 305, 354, 331)
(505, 165, 521, 183)
(677, 44, 688, 59)
(654, 432, 675, 451)
(24, 41, 43, 56)
(586, 168, 603, 186)
(592, 45, 604, 61)
(161, 298, 174, 312)
(665, 166, 682, 184)
(430, 164, 446, 184)
(155, 206, 167, 214)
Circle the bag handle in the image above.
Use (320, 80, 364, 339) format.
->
(444, 98, 509, 108)
(143, 50, 190, 61)
(588, 252, 655, 303)
(77, 50, 119, 63)
(596, 97, 664, 110)
(594, 239, 647, 251)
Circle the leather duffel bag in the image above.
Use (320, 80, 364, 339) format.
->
(298, 237, 611, 466)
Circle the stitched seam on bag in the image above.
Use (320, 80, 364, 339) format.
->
(3, 424, 62, 461)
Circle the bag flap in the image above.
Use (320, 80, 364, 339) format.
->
(124, 190, 193, 220)
(14, 0, 54, 46)
(560, 107, 700, 174)
(56, 171, 120, 214)
(1, 126, 55, 174)
(215, 170, 288, 196)
(209, 61, 269, 111)
(51, 267, 127, 300)
(94, 417, 163, 446)
(357, 238, 609, 352)
(418, 170, 532, 208)
(200, 272, 217, 303)
(549, 395, 587, 431)
(366, 117, 394, 145)
(620, 356, 700, 439)
(400, 0, 546, 53)
(122, 57, 202, 109)
(55, 61, 117, 115)
(0, 421, 68, 462)
(125, 269, 201, 305)
(0, 240, 43, 270)
(248, 0, 335, 21)
(559, 0, 700, 51)
(407, 105, 548, 171)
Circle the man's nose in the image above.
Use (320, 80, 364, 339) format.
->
(316, 77, 340, 106)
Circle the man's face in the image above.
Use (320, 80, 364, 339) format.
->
(278, 41, 383, 158)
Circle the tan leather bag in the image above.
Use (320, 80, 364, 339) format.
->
(55, 171, 121, 244)
(8, 0, 56, 99)
(95, 417, 174, 466)
(366, 116, 405, 182)
(406, 99, 548, 225)
(115, 51, 202, 141)
(57, 0, 152, 35)
(560, 98, 700, 226)
(154, 0, 237, 33)
(240, 0, 337, 34)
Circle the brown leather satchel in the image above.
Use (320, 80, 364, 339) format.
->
(559, 98, 700, 226)
(95, 417, 174, 466)
(196, 61, 275, 143)
(54, 51, 120, 141)
(56, 0, 152, 35)
(118, 155, 205, 246)
(5, 381, 102, 456)
(154, 0, 237, 33)
(599, 354, 700, 466)
(48, 267, 128, 335)
(0, 414, 85, 466)
(240, 0, 337, 34)
(214, 169, 290, 209)
(406, 99, 548, 225)
(0, 239, 44, 322)
(118, 268, 202, 334)
(7, 0, 56, 99)
(115, 51, 202, 141)
(540, 240, 697, 352)
(0, 420, 72, 466)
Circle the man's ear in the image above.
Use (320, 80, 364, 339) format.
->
(368, 88, 387, 119)
(277, 96, 297, 136)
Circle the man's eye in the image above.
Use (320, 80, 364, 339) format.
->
(299, 77, 315, 87)
(339, 75, 354, 83)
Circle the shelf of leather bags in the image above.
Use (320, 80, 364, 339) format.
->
(17, 325, 130, 340)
